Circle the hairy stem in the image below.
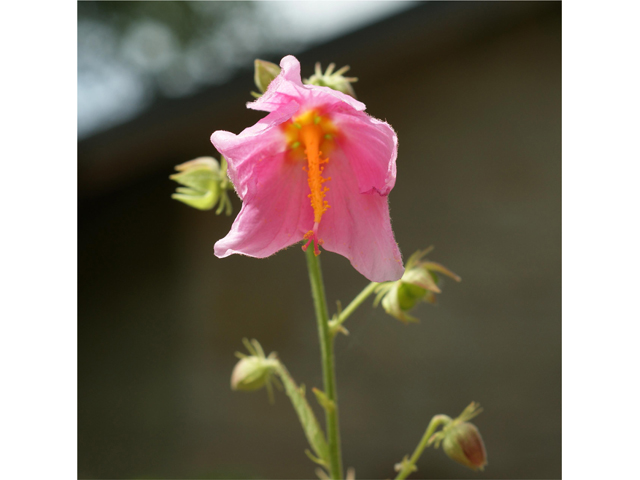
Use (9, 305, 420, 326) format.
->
(305, 245, 343, 479)
(394, 415, 452, 480)
(332, 282, 379, 331)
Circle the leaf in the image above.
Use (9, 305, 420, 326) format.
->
(274, 363, 331, 466)
(312, 388, 335, 413)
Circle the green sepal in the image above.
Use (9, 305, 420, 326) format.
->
(254, 59, 281, 94)
(170, 157, 221, 211)
(421, 261, 462, 282)
(171, 187, 218, 211)
(170, 156, 235, 214)
(170, 165, 218, 192)
(303, 62, 358, 98)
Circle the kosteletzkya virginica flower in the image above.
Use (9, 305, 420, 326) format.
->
(211, 55, 404, 282)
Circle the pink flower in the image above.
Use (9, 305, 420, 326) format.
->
(211, 55, 404, 282)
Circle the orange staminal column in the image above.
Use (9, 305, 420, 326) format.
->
(300, 123, 331, 255)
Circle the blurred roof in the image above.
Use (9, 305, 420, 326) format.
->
(78, 1, 417, 139)
(78, 1, 559, 200)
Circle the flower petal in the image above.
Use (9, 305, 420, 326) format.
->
(318, 149, 404, 282)
(249, 55, 366, 115)
(248, 55, 304, 113)
(332, 111, 398, 196)
(211, 54, 403, 278)
(214, 152, 313, 258)
(211, 111, 297, 200)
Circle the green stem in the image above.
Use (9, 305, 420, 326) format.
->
(331, 282, 379, 331)
(394, 415, 452, 480)
(305, 245, 343, 479)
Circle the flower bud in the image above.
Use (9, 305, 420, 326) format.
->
(304, 62, 358, 98)
(431, 402, 487, 471)
(374, 248, 460, 323)
(231, 355, 277, 391)
(442, 421, 487, 471)
(170, 156, 233, 214)
(254, 59, 281, 94)
(230, 338, 279, 395)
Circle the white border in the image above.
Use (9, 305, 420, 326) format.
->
(563, 1, 639, 478)
(2, 1, 77, 478)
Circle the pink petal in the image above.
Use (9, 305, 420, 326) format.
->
(332, 111, 398, 196)
(249, 55, 367, 115)
(248, 56, 304, 114)
(319, 147, 404, 282)
(211, 111, 298, 200)
(214, 152, 313, 258)
(211, 54, 404, 279)
(212, 56, 370, 201)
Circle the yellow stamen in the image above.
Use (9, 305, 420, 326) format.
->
(300, 124, 331, 225)
(283, 110, 336, 255)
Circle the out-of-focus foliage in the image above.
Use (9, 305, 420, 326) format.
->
(78, 2, 269, 136)
(77, 1, 413, 138)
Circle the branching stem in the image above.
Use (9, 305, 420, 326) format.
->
(394, 415, 452, 480)
(330, 282, 379, 333)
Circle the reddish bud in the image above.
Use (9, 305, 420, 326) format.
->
(442, 421, 487, 471)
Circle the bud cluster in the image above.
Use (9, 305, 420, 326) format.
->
(251, 59, 358, 98)
(304, 62, 358, 98)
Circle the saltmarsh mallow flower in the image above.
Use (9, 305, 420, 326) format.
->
(211, 55, 403, 282)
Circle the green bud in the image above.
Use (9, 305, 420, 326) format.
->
(170, 156, 233, 214)
(231, 355, 278, 391)
(230, 338, 279, 398)
(374, 247, 460, 323)
(380, 282, 418, 323)
(254, 59, 281, 94)
(304, 62, 358, 98)
(397, 282, 427, 311)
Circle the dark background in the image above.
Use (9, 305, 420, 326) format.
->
(78, 2, 561, 478)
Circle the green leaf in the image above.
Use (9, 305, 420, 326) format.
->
(274, 363, 330, 466)
(312, 388, 335, 413)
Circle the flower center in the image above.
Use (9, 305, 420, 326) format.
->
(301, 123, 331, 224)
(284, 111, 335, 255)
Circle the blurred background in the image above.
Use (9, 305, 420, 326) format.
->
(78, 2, 561, 479)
